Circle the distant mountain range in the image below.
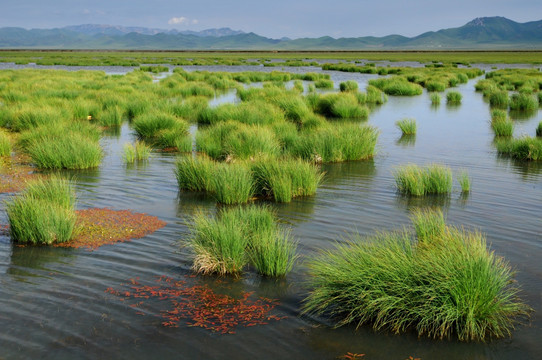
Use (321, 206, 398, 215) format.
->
(0, 17, 540, 50)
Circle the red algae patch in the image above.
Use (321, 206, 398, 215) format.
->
(106, 276, 286, 334)
(55, 208, 166, 250)
(0, 155, 41, 193)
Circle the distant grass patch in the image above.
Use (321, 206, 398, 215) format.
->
(339, 81, 358, 92)
(369, 77, 423, 96)
(509, 93, 538, 111)
(303, 209, 530, 341)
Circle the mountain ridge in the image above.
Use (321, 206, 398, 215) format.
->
(0, 17, 540, 49)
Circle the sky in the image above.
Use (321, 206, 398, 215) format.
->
(1, 0, 540, 39)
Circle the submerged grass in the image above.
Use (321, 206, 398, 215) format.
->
(430, 92, 441, 105)
(303, 210, 530, 341)
(123, 141, 151, 163)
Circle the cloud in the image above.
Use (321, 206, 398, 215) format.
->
(192, 19, 198, 25)
(168, 16, 198, 26)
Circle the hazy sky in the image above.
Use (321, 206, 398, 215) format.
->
(2, 0, 540, 39)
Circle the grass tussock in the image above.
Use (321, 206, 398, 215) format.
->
(446, 91, 462, 104)
(189, 206, 296, 276)
(536, 122, 542, 137)
(6, 176, 76, 245)
(395, 118, 417, 135)
(123, 141, 151, 163)
(496, 137, 542, 161)
(394, 164, 453, 196)
(458, 170, 471, 192)
(303, 209, 530, 341)
(369, 77, 423, 96)
(0, 131, 12, 156)
(430, 92, 441, 105)
(212, 162, 254, 204)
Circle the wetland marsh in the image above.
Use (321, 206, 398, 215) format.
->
(0, 54, 541, 359)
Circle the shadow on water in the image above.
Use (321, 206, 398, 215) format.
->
(395, 193, 452, 213)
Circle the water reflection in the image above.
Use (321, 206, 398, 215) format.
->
(8, 245, 74, 280)
(509, 108, 539, 121)
(396, 134, 416, 147)
(395, 193, 451, 213)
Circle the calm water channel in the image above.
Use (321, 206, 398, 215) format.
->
(0, 64, 541, 359)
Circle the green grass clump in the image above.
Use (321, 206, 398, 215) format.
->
(430, 92, 441, 105)
(212, 162, 254, 204)
(175, 155, 216, 192)
(133, 111, 188, 149)
(6, 177, 76, 245)
(303, 210, 529, 341)
(288, 124, 379, 163)
(395, 118, 417, 135)
(369, 77, 423, 96)
(446, 91, 462, 104)
(394, 164, 453, 196)
(536, 122, 542, 137)
(0, 131, 12, 156)
(491, 109, 508, 122)
(139, 65, 169, 73)
(458, 170, 471, 193)
(509, 93, 538, 111)
(314, 79, 334, 89)
(196, 121, 280, 160)
(339, 81, 359, 92)
(190, 206, 296, 276)
(197, 101, 284, 125)
(123, 141, 151, 163)
(98, 106, 124, 127)
(410, 208, 446, 242)
(18, 122, 103, 169)
(314, 93, 369, 119)
(488, 91, 509, 109)
(496, 137, 542, 161)
(251, 157, 323, 202)
(491, 118, 514, 137)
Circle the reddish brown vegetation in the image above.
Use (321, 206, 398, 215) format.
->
(106, 275, 286, 334)
(55, 208, 166, 250)
(0, 157, 41, 193)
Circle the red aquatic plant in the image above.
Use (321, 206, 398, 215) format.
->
(0, 163, 42, 193)
(55, 208, 166, 250)
(106, 275, 286, 334)
(339, 353, 365, 359)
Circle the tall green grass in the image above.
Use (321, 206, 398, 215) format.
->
(288, 124, 379, 163)
(536, 121, 542, 137)
(394, 164, 453, 196)
(488, 91, 509, 109)
(251, 157, 323, 202)
(395, 118, 417, 135)
(212, 163, 254, 204)
(133, 111, 188, 148)
(496, 137, 542, 161)
(303, 210, 529, 341)
(339, 81, 358, 92)
(6, 177, 76, 245)
(175, 155, 216, 192)
(458, 170, 471, 192)
(189, 206, 296, 276)
(446, 91, 462, 104)
(509, 93, 538, 111)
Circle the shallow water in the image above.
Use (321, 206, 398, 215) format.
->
(0, 65, 541, 359)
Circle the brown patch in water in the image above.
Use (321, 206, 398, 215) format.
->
(106, 276, 286, 334)
(54, 208, 166, 250)
(0, 155, 41, 193)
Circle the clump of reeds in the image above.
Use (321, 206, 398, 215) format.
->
(189, 206, 296, 276)
(303, 209, 530, 341)
(509, 93, 538, 111)
(488, 90, 509, 109)
(251, 157, 323, 202)
(123, 141, 151, 163)
(175, 155, 215, 192)
(496, 137, 542, 161)
(536, 121, 542, 137)
(339, 81, 358, 92)
(491, 118, 514, 137)
(212, 162, 254, 204)
(6, 176, 76, 245)
(430, 92, 441, 105)
(394, 164, 453, 196)
(288, 124, 378, 163)
(314, 79, 334, 89)
(395, 118, 417, 135)
(133, 111, 188, 149)
(458, 170, 471, 192)
(446, 91, 462, 104)
(369, 77, 423, 96)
